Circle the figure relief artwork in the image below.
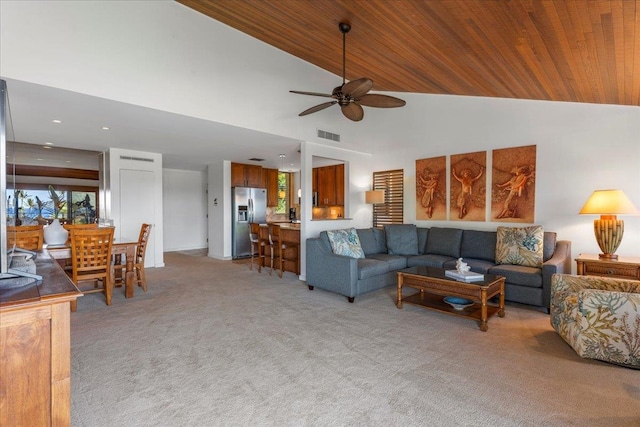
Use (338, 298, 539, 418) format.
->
(449, 151, 486, 221)
(415, 156, 446, 220)
(491, 145, 536, 223)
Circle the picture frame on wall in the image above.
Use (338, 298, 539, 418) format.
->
(449, 151, 486, 221)
(491, 145, 536, 223)
(415, 156, 446, 220)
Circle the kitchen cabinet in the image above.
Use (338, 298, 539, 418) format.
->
(335, 163, 345, 206)
(231, 163, 263, 187)
(313, 164, 344, 207)
(262, 168, 279, 207)
(317, 165, 337, 206)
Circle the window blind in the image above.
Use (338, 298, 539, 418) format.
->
(372, 169, 403, 228)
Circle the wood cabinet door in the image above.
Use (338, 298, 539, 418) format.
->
(317, 165, 336, 206)
(231, 163, 246, 187)
(335, 163, 345, 206)
(265, 168, 279, 207)
(245, 165, 263, 187)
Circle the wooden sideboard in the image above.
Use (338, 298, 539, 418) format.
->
(0, 254, 82, 427)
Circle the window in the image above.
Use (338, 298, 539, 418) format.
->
(7, 185, 98, 225)
(275, 172, 290, 214)
(372, 169, 404, 228)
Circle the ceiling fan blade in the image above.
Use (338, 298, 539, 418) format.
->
(356, 94, 407, 108)
(290, 90, 334, 98)
(342, 78, 373, 99)
(299, 101, 337, 116)
(341, 103, 364, 121)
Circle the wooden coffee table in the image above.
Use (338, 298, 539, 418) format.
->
(397, 266, 505, 331)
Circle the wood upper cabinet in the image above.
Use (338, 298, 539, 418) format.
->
(263, 168, 279, 207)
(317, 165, 337, 206)
(335, 163, 345, 206)
(231, 163, 263, 187)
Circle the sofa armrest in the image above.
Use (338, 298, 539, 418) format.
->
(541, 240, 572, 311)
(306, 238, 359, 297)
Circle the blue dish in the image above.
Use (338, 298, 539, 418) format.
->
(443, 296, 474, 310)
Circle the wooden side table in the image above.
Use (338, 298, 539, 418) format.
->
(575, 253, 640, 280)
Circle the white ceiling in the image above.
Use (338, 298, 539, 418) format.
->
(4, 78, 304, 172)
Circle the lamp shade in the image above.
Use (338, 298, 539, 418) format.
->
(365, 190, 385, 204)
(579, 190, 639, 215)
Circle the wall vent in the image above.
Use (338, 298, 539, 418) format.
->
(120, 155, 154, 163)
(248, 158, 265, 162)
(317, 129, 340, 142)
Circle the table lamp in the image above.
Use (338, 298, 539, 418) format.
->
(365, 190, 385, 204)
(579, 189, 639, 259)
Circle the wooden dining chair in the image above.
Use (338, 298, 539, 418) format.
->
(113, 223, 152, 292)
(249, 222, 262, 271)
(67, 227, 114, 312)
(63, 223, 98, 244)
(7, 225, 44, 251)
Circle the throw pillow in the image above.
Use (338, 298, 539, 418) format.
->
(327, 228, 365, 259)
(495, 226, 544, 268)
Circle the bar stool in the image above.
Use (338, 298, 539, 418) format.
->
(249, 222, 262, 271)
(278, 226, 300, 278)
(257, 224, 271, 273)
(267, 223, 281, 276)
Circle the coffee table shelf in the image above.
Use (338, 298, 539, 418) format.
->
(397, 266, 505, 331)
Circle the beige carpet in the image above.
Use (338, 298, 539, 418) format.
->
(70, 252, 640, 426)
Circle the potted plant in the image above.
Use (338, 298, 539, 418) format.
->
(43, 185, 69, 245)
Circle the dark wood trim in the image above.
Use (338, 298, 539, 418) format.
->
(8, 164, 99, 180)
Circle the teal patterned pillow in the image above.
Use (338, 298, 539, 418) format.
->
(326, 228, 365, 259)
(495, 226, 544, 268)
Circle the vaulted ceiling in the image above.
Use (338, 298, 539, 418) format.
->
(179, 0, 640, 107)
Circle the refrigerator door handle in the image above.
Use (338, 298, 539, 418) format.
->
(248, 198, 253, 222)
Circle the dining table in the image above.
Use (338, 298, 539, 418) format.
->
(46, 239, 138, 298)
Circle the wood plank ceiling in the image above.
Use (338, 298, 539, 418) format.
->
(179, 0, 640, 107)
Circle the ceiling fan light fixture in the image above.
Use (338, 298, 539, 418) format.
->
(290, 21, 405, 122)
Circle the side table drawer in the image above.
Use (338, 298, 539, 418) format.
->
(581, 262, 640, 280)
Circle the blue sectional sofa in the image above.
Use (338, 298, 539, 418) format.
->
(305, 225, 571, 311)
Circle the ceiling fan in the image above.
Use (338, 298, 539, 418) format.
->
(290, 22, 406, 122)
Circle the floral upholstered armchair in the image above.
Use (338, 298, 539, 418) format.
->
(551, 274, 640, 368)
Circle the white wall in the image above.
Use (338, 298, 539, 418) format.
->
(361, 94, 640, 265)
(162, 168, 207, 251)
(207, 160, 231, 260)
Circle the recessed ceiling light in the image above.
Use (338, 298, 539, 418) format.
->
(101, 126, 110, 130)
(65, 160, 71, 163)
(43, 146, 52, 149)
(37, 158, 44, 161)
(52, 119, 62, 124)
(44, 142, 53, 145)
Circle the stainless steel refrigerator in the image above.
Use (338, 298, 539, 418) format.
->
(232, 187, 267, 259)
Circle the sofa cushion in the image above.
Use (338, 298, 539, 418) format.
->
(384, 224, 419, 256)
(460, 230, 496, 262)
(373, 227, 387, 254)
(357, 258, 389, 279)
(495, 226, 544, 268)
(356, 228, 380, 256)
(407, 254, 456, 268)
(417, 227, 429, 254)
(543, 231, 557, 262)
(489, 264, 542, 288)
(326, 228, 365, 259)
(425, 227, 463, 258)
(367, 253, 408, 271)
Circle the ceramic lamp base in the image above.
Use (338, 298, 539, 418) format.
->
(44, 219, 69, 245)
(594, 216, 623, 260)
